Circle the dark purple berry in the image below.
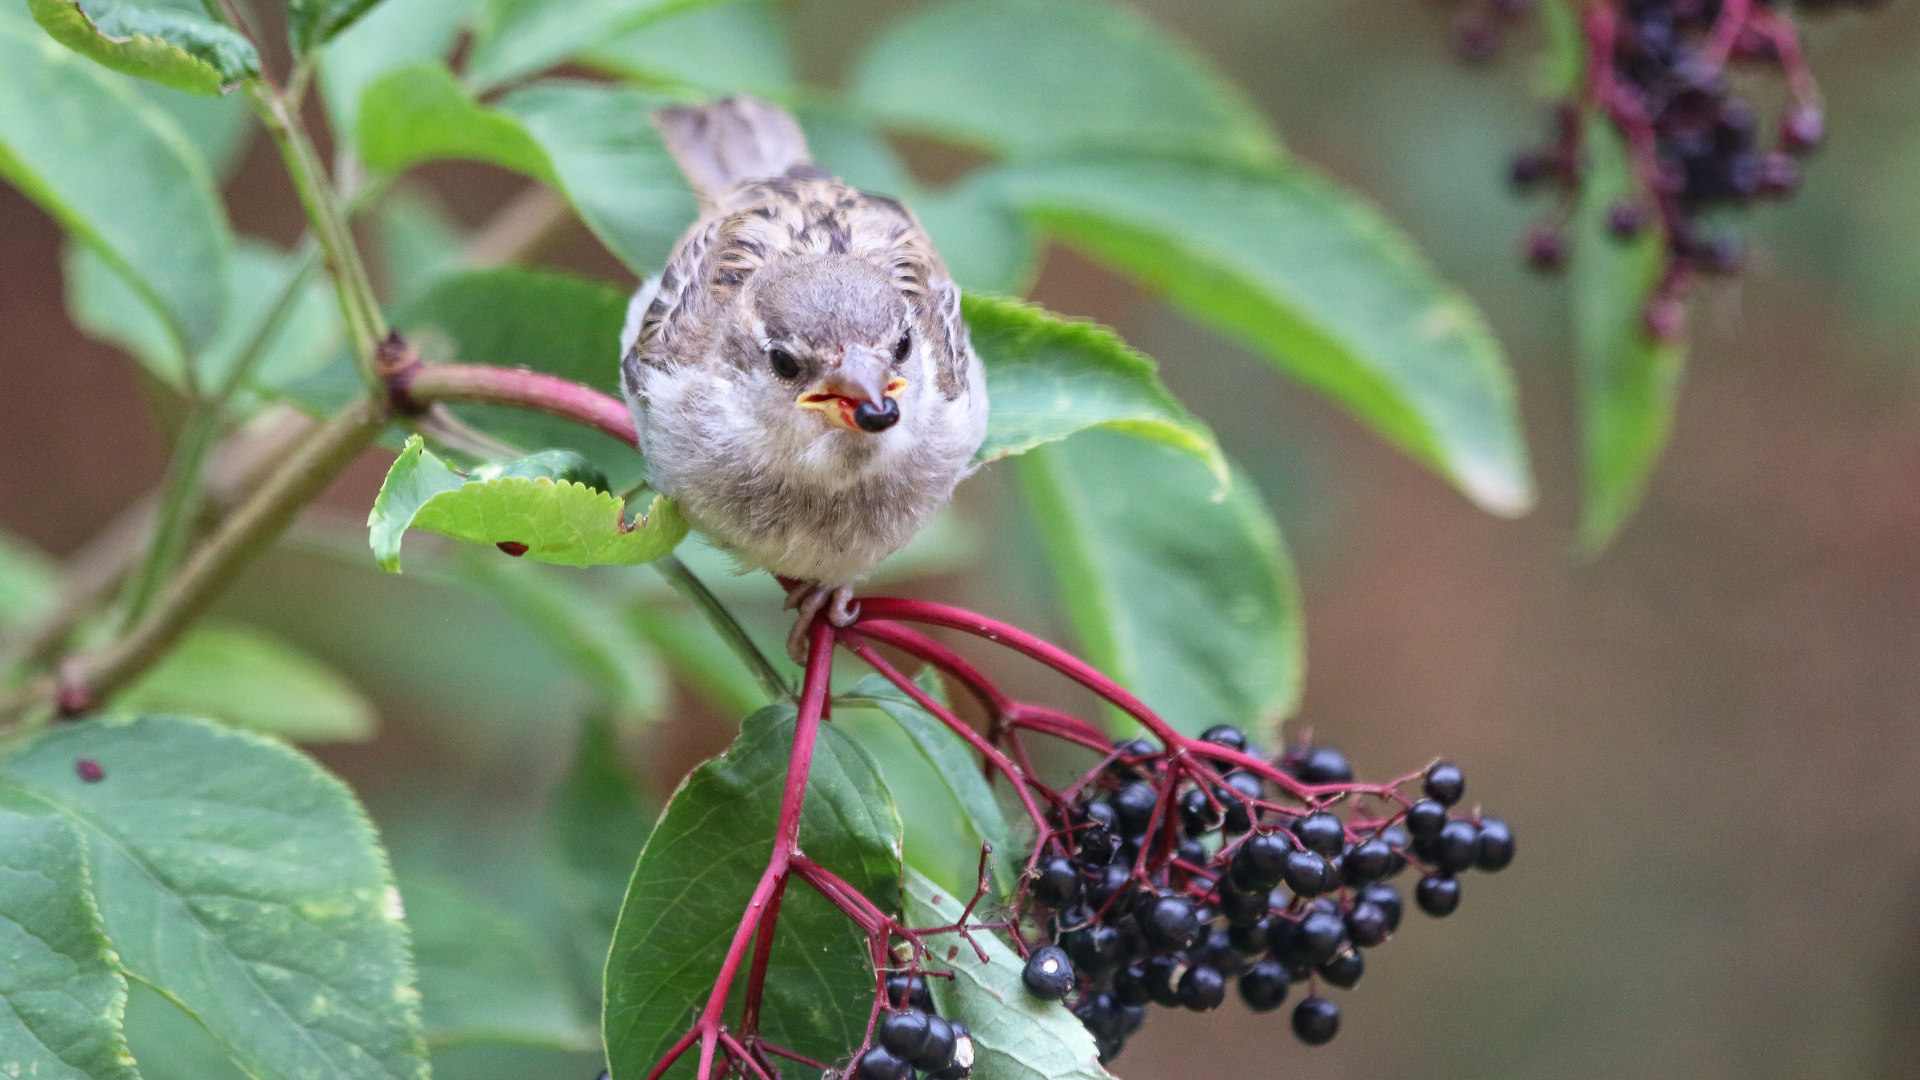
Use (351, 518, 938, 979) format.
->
(885, 972, 932, 1010)
(1218, 878, 1273, 926)
(1230, 832, 1290, 891)
(1292, 996, 1341, 1046)
(1143, 894, 1200, 951)
(1086, 862, 1131, 907)
(1199, 724, 1249, 752)
(1175, 836, 1209, 866)
(1524, 223, 1568, 271)
(1379, 823, 1411, 877)
(1292, 811, 1345, 856)
(1292, 910, 1347, 966)
(1293, 745, 1353, 784)
(1239, 958, 1290, 1011)
(1606, 201, 1648, 238)
(1110, 737, 1157, 781)
(1063, 923, 1123, 976)
(1179, 787, 1222, 836)
(1360, 882, 1403, 932)
(1416, 874, 1462, 916)
(913, 1015, 958, 1072)
(879, 1009, 932, 1060)
(1073, 991, 1126, 1041)
(1112, 781, 1159, 836)
(1346, 900, 1391, 947)
(1283, 850, 1333, 897)
(1423, 761, 1465, 806)
(1476, 818, 1515, 871)
(1319, 946, 1365, 989)
(1176, 964, 1226, 1011)
(1143, 954, 1182, 1007)
(1433, 819, 1481, 874)
(856, 1046, 911, 1080)
(1405, 799, 1448, 840)
(1228, 917, 1271, 955)
(1340, 838, 1394, 885)
(1113, 960, 1151, 1006)
(1188, 927, 1242, 977)
(1219, 772, 1264, 834)
(1031, 856, 1080, 908)
(1021, 946, 1074, 1000)
(1120, 1002, 1147, 1034)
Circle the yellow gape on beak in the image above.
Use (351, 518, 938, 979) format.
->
(797, 347, 907, 432)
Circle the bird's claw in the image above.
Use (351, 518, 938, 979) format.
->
(785, 583, 858, 663)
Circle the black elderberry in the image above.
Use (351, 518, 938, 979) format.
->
(1175, 836, 1209, 866)
(1360, 882, 1404, 933)
(885, 972, 933, 1011)
(1143, 894, 1200, 951)
(1319, 946, 1364, 990)
(1218, 878, 1273, 926)
(1176, 964, 1227, 1011)
(1228, 917, 1272, 955)
(1340, 838, 1394, 885)
(1294, 745, 1354, 784)
(1113, 960, 1152, 1006)
(1346, 900, 1391, 948)
(1031, 856, 1081, 908)
(1179, 787, 1222, 836)
(856, 1045, 911, 1080)
(1094, 1033, 1124, 1066)
(1282, 850, 1333, 897)
(1083, 799, 1118, 832)
(1423, 761, 1465, 806)
(1416, 874, 1462, 917)
(878, 1009, 932, 1060)
(1188, 927, 1243, 977)
(927, 1022, 974, 1080)
(1476, 817, 1516, 871)
(1292, 811, 1346, 856)
(1292, 910, 1347, 966)
(1292, 996, 1341, 1046)
(1229, 832, 1289, 892)
(1073, 991, 1127, 1041)
(1405, 799, 1448, 840)
(1086, 862, 1131, 907)
(1111, 737, 1157, 780)
(1432, 819, 1481, 875)
(1200, 724, 1249, 752)
(1379, 823, 1412, 877)
(913, 1015, 958, 1073)
(1120, 1003, 1147, 1035)
(1064, 923, 1124, 976)
(1219, 772, 1264, 835)
(1143, 953, 1183, 1007)
(1021, 946, 1075, 1000)
(1238, 958, 1290, 1012)
(1113, 781, 1159, 836)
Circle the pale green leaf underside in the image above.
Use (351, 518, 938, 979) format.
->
(465, 0, 716, 91)
(851, 0, 1279, 167)
(115, 620, 377, 742)
(27, 0, 259, 94)
(0, 715, 429, 1080)
(1018, 431, 1303, 739)
(967, 292, 1228, 488)
(1002, 156, 1534, 517)
(1572, 117, 1686, 554)
(0, 801, 138, 1080)
(356, 61, 555, 181)
(0, 17, 231, 351)
(905, 868, 1114, 1080)
(369, 436, 688, 571)
(603, 705, 903, 1080)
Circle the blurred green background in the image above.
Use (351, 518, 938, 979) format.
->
(5, 0, 1920, 1077)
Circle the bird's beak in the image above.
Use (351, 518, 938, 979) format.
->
(797, 346, 907, 432)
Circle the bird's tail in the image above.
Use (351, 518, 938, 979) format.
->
(652, 95, 814, 208)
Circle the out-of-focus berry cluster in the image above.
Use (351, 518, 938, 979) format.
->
(1014, 726, 1515, 1062)
(1448, 0, 1881, 339)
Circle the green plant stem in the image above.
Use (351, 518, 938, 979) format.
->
(244, 82, 387, 388)
(0, 396, 388, 730)
(653, 555, 793, 703)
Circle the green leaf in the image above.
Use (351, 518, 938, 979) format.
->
(0, 715, 429, 1080)
(627, 602, 771, 717)
(1017, 431, 1302, 739)
(966, 292, 1227, 486)
(122, 981, 249, 1080)
(0, 529, 61, 630)
(393, 265, 644, 482)
(114, 621, 377, 742)
(402, 874, 595, 1050)
(142, 79, 253, 178)
(842, 673, 1016, 898)
(1002, 156, 1535, 516)
(0, 800, 138, 1080)
(496, 80, 699, 276)
(289, 0, 388, 54)
(851, 0, 1278, 166)
(320, 0, 476, 137)
(1572, 118, 1685, 554)
(905, 868, 1113, 1080)
(581, 0, 792, 98)
(465, 0, 714, 91)
(603, 705, 903, 1080)
(549, 714, 651, 953)
(370, 436, 689, 572)
(375, 184, 466, 305)
(0, 18, 231, 350)
(26, 0, 259, 94)
(357, 61, 555, 181)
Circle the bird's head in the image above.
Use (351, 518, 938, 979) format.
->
(741, 254, 920, 437)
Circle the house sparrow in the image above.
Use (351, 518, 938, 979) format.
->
(620, 96, 989, 661)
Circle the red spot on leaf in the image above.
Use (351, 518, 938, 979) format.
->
(75, 758, 104, 783)
(497, 541, 529, 557)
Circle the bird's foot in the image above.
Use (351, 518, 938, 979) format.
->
(784, 581, 859, 663)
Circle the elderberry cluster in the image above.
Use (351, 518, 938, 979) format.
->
(1016, 727, 1513, 1063)
(854, 973, 976, 1080)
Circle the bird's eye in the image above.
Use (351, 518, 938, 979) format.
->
(768, 347, 800, 379)
(893, 331, 912, 363)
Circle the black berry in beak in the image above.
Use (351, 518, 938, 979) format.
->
(854, 397, 901, 432)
